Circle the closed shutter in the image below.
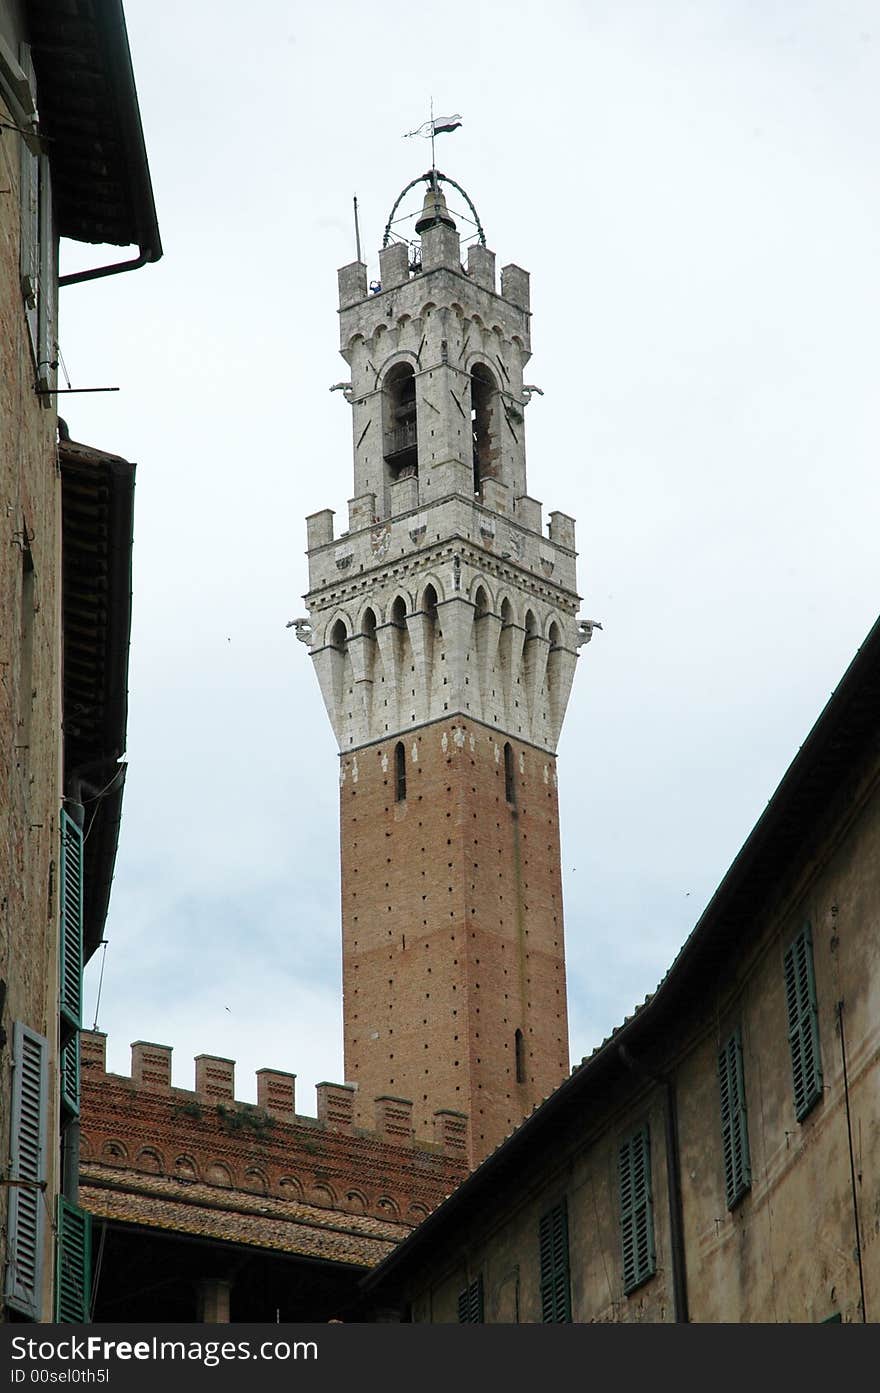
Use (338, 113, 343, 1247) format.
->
(60, 1032, 80, 1117)
(619, 1126, 655, 1294)
(718, 1025, 751, 1208)
(457, 1274, 484, 1323)
(4, 1021, 48, 1319)
(59, 810, 83, 1038)
(55, 1198, 92, 1324)
(538, 1199, 571, 1322)
(18, 43, 39, 361)
(784, 924, 823, 1121)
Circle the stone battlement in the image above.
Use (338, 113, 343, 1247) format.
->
(80, 1031, 468, 1229)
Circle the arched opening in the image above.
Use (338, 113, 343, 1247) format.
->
(395, 741, 406, 802)
(504, 741, 516, 805)
(383, 362, 418, 480)
(547, 620, 561, 723)
(330, 618, 347, 650)
(514, 1028, 526, 1084)
(474, 585, 489, 621)
(471, 362, 500, 496)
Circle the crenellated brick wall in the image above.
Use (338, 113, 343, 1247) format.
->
(79, 1032, 468, 1228)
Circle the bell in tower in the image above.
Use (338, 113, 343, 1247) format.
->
(299, 171, 589, 1166)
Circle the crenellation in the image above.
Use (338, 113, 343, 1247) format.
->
(131, 1040, 173, 1093)
(256, 1067, 296, 1121)
(378, 242, 409, 290)
(500, 263, 530, 312)
(467, 243, 496, 291)
(338, 260, 367, 309)
(306, 508, 335, 549)
(195, 1054, 235, 1103)
(79, 1031, 465, 1162)
(548, 510, 576, 550)
(316, 1081, 356, 1132)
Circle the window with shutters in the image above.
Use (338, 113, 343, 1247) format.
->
(619, 1126, 655, 1295)
(457, 1274, 484, 1323)
(4, 1021, 48, 1320)
(59, 810, 83, 1040)
(60, 1033, 80, 1118)
(784, 923, 823, 1121)
(538, 1198, 571, 1322)
(55, 1197, 92, 1324)
(718, 1025, 751, 1209)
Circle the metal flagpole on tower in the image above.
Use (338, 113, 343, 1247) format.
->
(430, 96, 436, 178)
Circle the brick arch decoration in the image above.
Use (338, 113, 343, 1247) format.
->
(344, 1189, 368, 1215)
(309, 1183, 338, 1209)
(205, 1161, 234, 1189)
(135, 1147, 164, 1175)
(174, 1153, 199, 1182)
(243, 1167, 269, 1196)
(278, 1175, 304, 1201)
(101, 1139, 128, 1166)
(377, 1196, 401, 1220)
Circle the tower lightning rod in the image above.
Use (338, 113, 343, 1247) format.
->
(353, 195, 362, 264)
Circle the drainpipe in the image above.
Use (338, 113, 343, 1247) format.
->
(59, 246, 154, 288)
(837, 1000, 867, 1322)
(619, 1045, 689, 1322)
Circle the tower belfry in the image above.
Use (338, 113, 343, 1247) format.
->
(302, 173, 585, 1165)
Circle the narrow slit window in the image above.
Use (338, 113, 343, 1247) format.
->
(395, 741, 406, 802)
(504, 742, 516, 804)
(515, 1028, 526, 1083)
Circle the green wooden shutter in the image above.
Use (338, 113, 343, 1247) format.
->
(457, 1274, 484, 1323)
(55, 1197, 92, 1324)
(4, 1021, 48, 1319)
(784, 923, 823, 1121)
(718, 1025, 751, 1208)
(60, 1032, 80, 1117)
(619, 1126, 655, 1294)
(59, 810, 83, 1038)
(538, 1199, 571, 1322)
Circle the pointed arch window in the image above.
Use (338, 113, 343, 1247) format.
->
(471, 363, 499, 496)
(395, 741, 407, 802)
(383, 363, 418, 479)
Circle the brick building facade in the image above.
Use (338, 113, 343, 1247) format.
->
(78, 1032, 466, 1320)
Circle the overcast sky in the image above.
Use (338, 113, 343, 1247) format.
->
(60, 2, 880, 1117)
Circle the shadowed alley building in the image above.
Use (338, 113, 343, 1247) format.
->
(363, 614, 880, 1322)
(1, 0, 160, 1324)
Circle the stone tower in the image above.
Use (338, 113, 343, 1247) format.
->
(301, 175, 585, 1165)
